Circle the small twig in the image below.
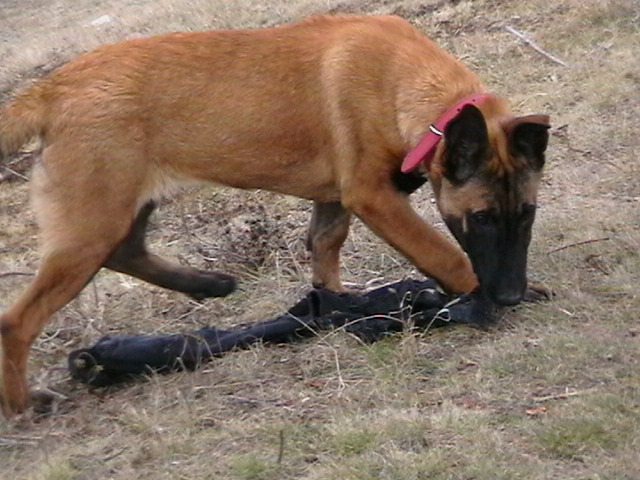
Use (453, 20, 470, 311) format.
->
(0, 271, 35, 279)
(0, 437, 39, 446)
(333, 348, 346, 392)
(0, 434, 44, 442)
(505, 26, 568, 67)
(0, 149, 35, 182)
(533, 389, 590, 402)
(102, 447, 128, 462)
(548, 237, 610, 254)
(277, 429, 285, 465)
(0, 166, 29, 182)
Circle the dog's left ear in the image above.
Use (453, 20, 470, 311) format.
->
(504, 115, 550, 171)
(443, 104, 490, 184)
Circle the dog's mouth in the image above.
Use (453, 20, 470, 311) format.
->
(489, 288, 525, 306)
(473, 269, 528, 306)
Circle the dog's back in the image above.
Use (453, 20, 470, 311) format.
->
(1, 15, 479, 202)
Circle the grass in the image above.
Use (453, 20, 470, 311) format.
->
(532, 390, 640, 476)
(33, 458, 79, 480)
(1, 0, 640, 479)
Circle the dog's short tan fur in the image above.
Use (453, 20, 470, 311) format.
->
(0, 15, 546, 416)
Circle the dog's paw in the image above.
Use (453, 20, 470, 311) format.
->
(0, 390, 30, 419)
(188, 271, 237, 300)
(524, 281, 554, 303)
(1, 388, 70, 420)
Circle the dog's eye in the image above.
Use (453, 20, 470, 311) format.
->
(470, 210, 492, 226)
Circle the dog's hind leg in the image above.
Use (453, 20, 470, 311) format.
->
(306, 201, 352, 291)
(1, 244, 111, 416)
(1, 162, 139, 416)
(104, 201, 236, 300)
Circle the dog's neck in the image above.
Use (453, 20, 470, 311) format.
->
(401, 93, 493, 174)
(397, 88, 512, 178)
(395, 74, 483, 146)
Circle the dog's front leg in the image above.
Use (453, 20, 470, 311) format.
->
(343, 179, 478, 294)
(306, 201, 352, 291)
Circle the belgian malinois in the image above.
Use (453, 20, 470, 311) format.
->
(0, 15, 549, 416)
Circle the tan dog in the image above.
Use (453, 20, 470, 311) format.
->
(0, 15, 549, 416)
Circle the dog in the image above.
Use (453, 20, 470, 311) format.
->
(0, 15, 549, 416)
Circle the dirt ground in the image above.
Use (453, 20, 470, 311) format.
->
(1, 1, 639, 479)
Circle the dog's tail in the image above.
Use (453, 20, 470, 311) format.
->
(0, 83, 48, 161)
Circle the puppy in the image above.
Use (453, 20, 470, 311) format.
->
(0, 15, 549, 416)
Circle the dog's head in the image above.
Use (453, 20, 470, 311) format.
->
(431, 103, 550, 306)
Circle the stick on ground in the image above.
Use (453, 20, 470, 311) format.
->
(505, 26, 569, 67)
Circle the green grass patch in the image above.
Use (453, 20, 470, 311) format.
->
(33, 459, 79, 480)
(229, 454, 279, 480)
(534, 391, 640, 460)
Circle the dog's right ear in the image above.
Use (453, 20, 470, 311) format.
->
(442, 104, 490, 185)
(504, 115, 550, 171)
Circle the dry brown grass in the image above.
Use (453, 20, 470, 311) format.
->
(1, 0, 640, 479)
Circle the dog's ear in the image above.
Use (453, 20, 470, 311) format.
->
(505, 115, 550, 171)
(443, 104, 490, 184)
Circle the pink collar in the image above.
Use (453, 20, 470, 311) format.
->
(401, 93, 491, 173)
